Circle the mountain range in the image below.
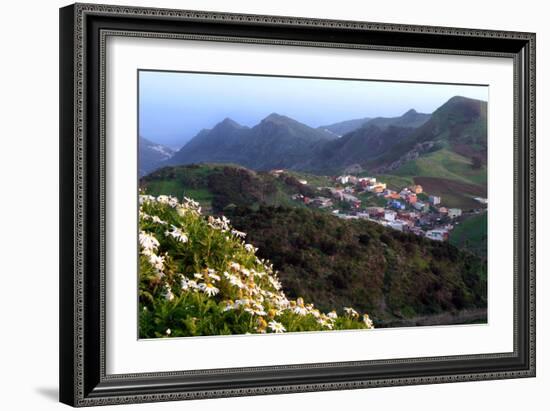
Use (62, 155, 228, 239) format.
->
(142, 96, 487, 189)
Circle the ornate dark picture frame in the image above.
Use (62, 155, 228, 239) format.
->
(59, 3, 535, 407)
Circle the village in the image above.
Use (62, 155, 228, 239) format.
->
(284, 173, 487, 242)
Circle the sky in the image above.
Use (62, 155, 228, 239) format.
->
(139, 70, 488, 149)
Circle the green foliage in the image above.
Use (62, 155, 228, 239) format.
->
(138, 195, 373, 338)
(141, 164, 315, 213)
(391, 149, 487, 186)
(229, 206, 487, 326)
(449, 212, 488, 257)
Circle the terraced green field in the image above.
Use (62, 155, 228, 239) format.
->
(391, 149, 487, 186)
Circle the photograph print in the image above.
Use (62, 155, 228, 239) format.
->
(137, 70, 488, 339)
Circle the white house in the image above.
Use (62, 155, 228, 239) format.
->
(429, 195, 441, 205)
(426, 229, 447, 241)
(384, 210, 397, 222)
(389, 221, 405, 231)
(448, 208, 462, 218)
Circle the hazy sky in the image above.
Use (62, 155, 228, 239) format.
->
(139, 70, 488, 148)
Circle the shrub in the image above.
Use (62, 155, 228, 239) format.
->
(138, 194, 374, 338)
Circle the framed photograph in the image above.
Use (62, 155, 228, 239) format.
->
(59, 3, 536, 407)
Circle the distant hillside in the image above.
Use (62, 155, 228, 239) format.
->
(366, 109, 431, 130)
(168, 114, 336, 171)
(154, 97, 486, 207)
(305, 124, 416, 174)
(366, 97, 488, 207)
(165, 109, 434, 175)
(318, 117, 371, 136)
(139, 137, 175, 176)
(140, 164, 317, 213)
(229, 205, 487, 325)
(369, 97, 487, 172)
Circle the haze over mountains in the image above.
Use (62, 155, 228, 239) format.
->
(139, 137, 175, 176)
(318, 117, 372, 136)
(140, 96, 487, 180)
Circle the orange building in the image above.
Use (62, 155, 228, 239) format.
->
(411, 185, 423, 194)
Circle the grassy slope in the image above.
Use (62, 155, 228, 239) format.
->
(142, 164, 219, 208)
(377, 149, 487, 209)
(449, 212, 488, 257)
(141, 164, 313, 213)
(391, 149, 487, 185)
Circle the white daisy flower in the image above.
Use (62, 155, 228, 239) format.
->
(229, 262, 241, 271)
(165, 226, 188, 243)
(183, 197, 201, 211)
(139, 231, 159, 255)
(208, 216, 230, 232)
(363, 314, 374, 329)
(139, 195, 155, 204)
(208, 273, 221, 282)
(293, 306, 308, 316)
(157, 195, 179, 208)
(151, 215, 166, 225)
(234, 299, 250, 308)
(244, 244, 257, 253)
(200, 283, 219, 297)
(187, 280, 199, 291)
(268, 321, 286, 333)
(327, 311, 338, 320)
(148, 253, 164, 272)
(317, 317, 334, 329)
(180, 275, 190, 291)
(231, 229, 246, 238)
(344, 307, 359, 318)
(227, 275, 245, 289)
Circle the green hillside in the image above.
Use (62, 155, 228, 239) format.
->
(141, 164, 316, 212)
(229, 205, 487, 326)
(384, 148, 487, 209)
(449, 212, 488, 257)
(359, 97, 488, 209)
(391, 148, 487, 186)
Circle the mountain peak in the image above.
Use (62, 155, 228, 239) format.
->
(435, 95, 487, 119)
(262, 112, 288, 122)
(217, 117, 242, 128)
(443, 95, 487, 109)
(403, 108, 418, 116)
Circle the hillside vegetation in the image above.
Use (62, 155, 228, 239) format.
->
(139, 195, 373, 337)
(449, 212, 488, 257)
(228, 206, 487, 326)
(141, 164, 316, 213)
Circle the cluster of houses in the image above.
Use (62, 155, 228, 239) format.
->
(290, 173, 483, 242)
